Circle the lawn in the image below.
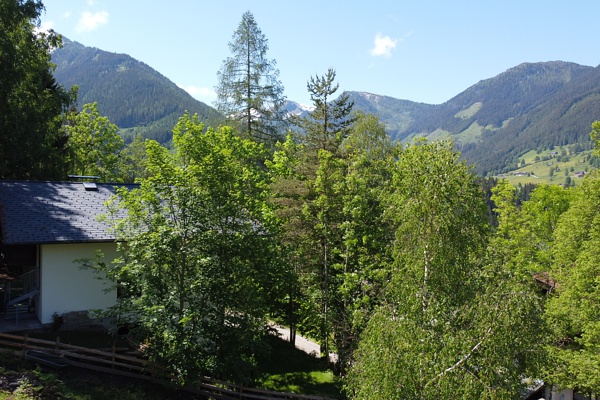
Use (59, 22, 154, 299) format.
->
(257, 335, 344, 399)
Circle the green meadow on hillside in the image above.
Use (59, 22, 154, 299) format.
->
(496, 145, 596, 186)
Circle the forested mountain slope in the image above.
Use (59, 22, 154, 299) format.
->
(53, 37, 600, 175)
(52, 38, 221, 143)
(348, 61, 600, 175)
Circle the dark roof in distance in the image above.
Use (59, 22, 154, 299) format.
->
(0, 181, 136, 245)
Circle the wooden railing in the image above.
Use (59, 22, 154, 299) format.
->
(191, 376, 338, 400)
(0, 332, 339, 400)
(0, 332, 157, 380)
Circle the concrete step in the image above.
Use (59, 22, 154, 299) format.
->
(4, 303, 36, 321)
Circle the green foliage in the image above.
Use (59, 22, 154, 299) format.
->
(64, 102, 124, 181)
(273, 74, 396, 374)
(269, 110, 395, 374)
(98, 113, 286, 384)
(544, 173, 600, 394)
(591, 120, 600, 156)
(0, 0, 76, 179)
(215, 11, 286, 145)
(347, 140, 544, 399)
(330, 113, 396, 372)
(296, 69, 355, 154)
(490, 181, 572, 277)
(117, 133, 148, 183)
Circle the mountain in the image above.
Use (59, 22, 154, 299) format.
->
(52, 38, 600, 175)
(52, 38, 221, 143)
(283, 101, 314, 119)
(348, 61, 600, 175)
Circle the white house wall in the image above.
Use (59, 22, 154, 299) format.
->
(38, 242, 119, 324)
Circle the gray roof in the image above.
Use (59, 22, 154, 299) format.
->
(0, 181, 137, 245)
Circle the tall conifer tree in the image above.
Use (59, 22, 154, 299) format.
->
(296, 68, 354, 155)
(215, 11, 286, 145)
(0, 0, 76, 179)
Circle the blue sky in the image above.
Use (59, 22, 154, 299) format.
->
(40, 0, 600, 107)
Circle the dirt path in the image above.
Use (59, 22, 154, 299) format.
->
(270, 324, 337, 363)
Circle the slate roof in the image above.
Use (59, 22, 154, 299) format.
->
(0, 181, 137, 245)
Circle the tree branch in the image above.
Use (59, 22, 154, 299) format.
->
(424, 324, 494, 388)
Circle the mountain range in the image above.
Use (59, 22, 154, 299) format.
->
(52, 38, 600, 175)
(345, 61, 600, 175)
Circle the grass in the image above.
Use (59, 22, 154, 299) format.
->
(0, 328, 344, 399)
(256, 335, 344, 399)
(498, 145, 594, 186)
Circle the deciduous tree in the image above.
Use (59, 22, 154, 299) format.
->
(269, 113, 396, 374)
(331, 112, 396, 373)
(98, 113, 286, 384)
(347, 140, 544, 399)
(117, 134, 148, 183)
(544, 173, 600, 395)
(65, 102, 124, 181)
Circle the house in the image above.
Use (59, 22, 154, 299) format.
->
(0, 180, 135, 327)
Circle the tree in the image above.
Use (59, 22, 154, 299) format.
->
(64, 102, 124, 181)
(544, 173, 600, 394)
(296, 68, 354, 155)
(267, 69, 356, 359)
(590, 120, 600, 154)
(347, 140, 544, 399)
(0, 0, 76, 179)
(117, 134, 148, 183)
(331, 112, 396, 373)
(97, 113, 286, 384)
(268, 113, 395, 374)
(215, 11, 286, 145)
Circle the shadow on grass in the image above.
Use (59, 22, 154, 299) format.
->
(0, 351, 195, 400)
(257, 335, 345, 399)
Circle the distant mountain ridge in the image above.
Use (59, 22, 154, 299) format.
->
(52, 38, 600, 175)
(52, 38, 221, 143)
(347, 61, 600, 175)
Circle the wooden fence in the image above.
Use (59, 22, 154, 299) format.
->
(0, 332, 338, 400)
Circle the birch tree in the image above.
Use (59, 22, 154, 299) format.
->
(347, 140, 544, 399)
(544, 173, 600, 394)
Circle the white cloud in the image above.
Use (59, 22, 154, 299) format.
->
(370, 33, 398, 58)
(76, 11, 109, 32)
(35, 20, 55, 34)
(178, 84, 217, 103)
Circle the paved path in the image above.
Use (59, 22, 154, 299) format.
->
(270, 323, 337, 363)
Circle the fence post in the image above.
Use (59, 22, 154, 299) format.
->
(55, 336, 60, 351)
(112, 342, 116, 368)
